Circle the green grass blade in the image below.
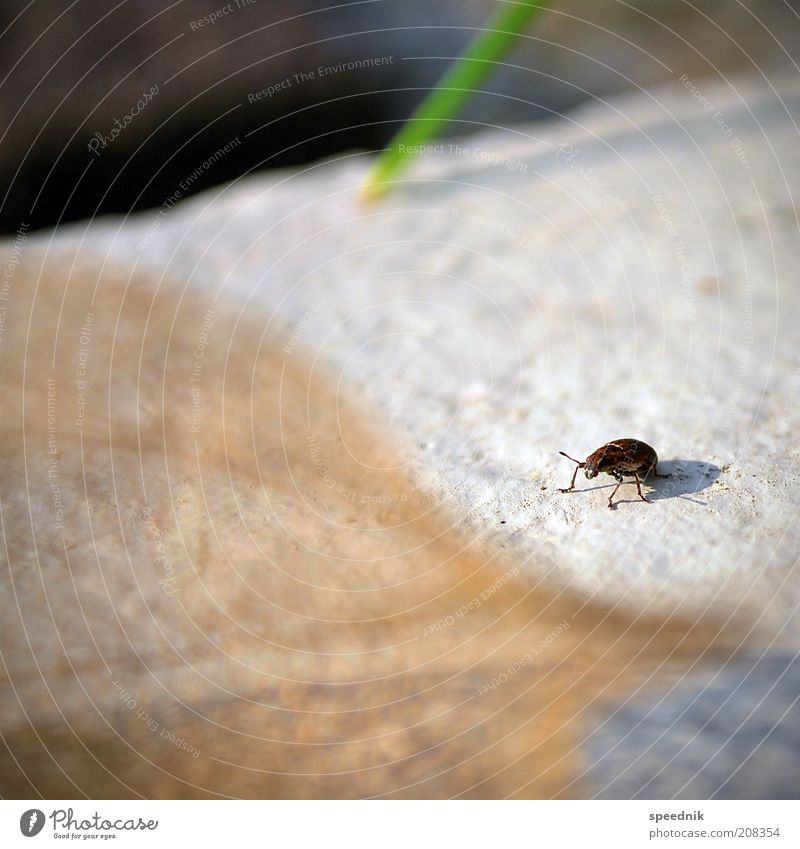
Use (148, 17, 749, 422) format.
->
(360, 0, 552, 201)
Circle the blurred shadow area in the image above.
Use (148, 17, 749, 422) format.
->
(3, 0, 800, 232)
(588, 651, 800, 799)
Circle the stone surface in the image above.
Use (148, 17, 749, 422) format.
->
(57, 69, 800, 640)
(2, 69, 799, 798)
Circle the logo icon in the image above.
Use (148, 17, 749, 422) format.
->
(19, 809, 46, 837)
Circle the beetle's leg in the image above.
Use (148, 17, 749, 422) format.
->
(633, 472, 653, 504)
(559, 463, 581, 493)
(650, 461, 670, 479)
(607, 480, 623, 509)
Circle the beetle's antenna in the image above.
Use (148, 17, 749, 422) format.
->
(558, 451, 584, 467)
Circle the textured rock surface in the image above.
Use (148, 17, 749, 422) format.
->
(2, 70, 799, 798)
(62, 70, 800, 639)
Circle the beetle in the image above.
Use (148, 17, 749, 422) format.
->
(558, 438, 669, 509)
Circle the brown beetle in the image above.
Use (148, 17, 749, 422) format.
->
(558, 438, 668, 509)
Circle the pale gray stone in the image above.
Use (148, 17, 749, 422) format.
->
(3, 69, 799, 798)
(47, 70, 800, 644)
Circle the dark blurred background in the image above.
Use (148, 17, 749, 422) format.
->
(2, 0, 799, 234)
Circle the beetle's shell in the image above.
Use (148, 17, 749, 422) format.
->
(586, 439, 658, 477)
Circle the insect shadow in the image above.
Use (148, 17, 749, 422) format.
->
(596, 459, 720, 507)
(643, 459, 721, 504)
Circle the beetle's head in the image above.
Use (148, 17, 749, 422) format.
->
(583, 462, 600, 480)
(583, 446, 618, 479)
